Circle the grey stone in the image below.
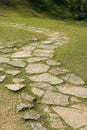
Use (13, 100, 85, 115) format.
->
(62, 73, 85, 85)
(49, 68, 69, 75)
(46, 60, 61, 66)
(17, 103, 34, 111)
(53, 106, 87, 129)
(31, 88, 44, 97)
(6, 84, 25, 91)
(29, 73, 63, 85)
(26, 63, 49, 74)
(6, 70, 20, 76)
(0, 57, 9, 63)
(7, 60, 26, 68)
(31, 123, 47, 130)
(0, 76, 6, 82)
(21, 93, 36, 102)
(27, 57, 48, 63)
(42, 91, 69, 106)
(49, 113, 66, 129)
(22, 112, 41, 120)
(58, 84, 87, 98)
(12, 51, 31, 58)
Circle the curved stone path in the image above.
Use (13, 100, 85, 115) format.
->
(0, 22, 87, 130)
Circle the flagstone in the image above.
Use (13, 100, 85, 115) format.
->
(22, 112, 41, 120)
(0, 56, 9, 63)
(7, 60, 26, 68)
(6, 70, 20, 76)
(21, 45, 35, 51)
(13, 78, 25, 83)
(21, 93, 36, 102)
(6, 84, 25, 91)
(31, 87, 44, 97)
(31, 123, 47, 130)
(0, 76, 6, 82)
(27, 57, 48, 63)
(38, 45, 57, 49)
(71, 103, 87, 112)
(12, 51, 32, 58)
(46, 60, 61, 66)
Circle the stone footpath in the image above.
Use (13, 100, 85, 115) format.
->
(0, 23, 87, 130)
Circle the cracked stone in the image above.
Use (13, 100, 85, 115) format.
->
(6, 70, 20, 76)
(46, 60, 61, 66)
(21, 93, 36, 102)
(53, 106, 87, 129)
(22, 112, 41, 120)
(42, 91, 69, 106)
(31, 87, 44, 97)
(62, 73, 85, 85)
(31, 123, 47, 130)
(26, 63, 49, 74)
(17, 103, 34, 111)
(6, 84, 25, 91)
(12, 51, 31, 58)
(29, 73, 63, 85)
(57, 84, 87, 98)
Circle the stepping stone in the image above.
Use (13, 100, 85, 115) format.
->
(6, 70, 20, 76)
(27, 57, 48, 63)
(58, 84, 87, 98)
(71, 103, 87, 112)
(7, 60, 26, 68)
(53, 106, 87, 129)
(49, 113, 65, 129)
(22, 112, 41, 120)
(26, 63, 49, 74)
(13, 78, 25, 83)
(31, 123, 47, 130)
(17, 103, 34, 111)
(0, 76, 6, 82)
(62, 73, 85, 85)
(33, 49, 53, 58)
(12, 51, 31, 58)
(21, 45, 35, 51)
(49, 68, 69, 75)
(42, 91, 69, 106)
(30, 82, 54, 91)
(21, 93, 36, 102)
(0, 57, 9, 63)
(29, 73, 63, 85)
(31, 88, 44, 97)
(41, 40, 54, 44)
(38, 45, 57, 49)
(6, 84, 25, 91)
(46, 60, 61, 66)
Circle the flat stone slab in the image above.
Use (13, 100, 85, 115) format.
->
(53, 106, 87, 129)
(17, 103, 34, 111)
(31, 88, 44, 97)
(7, 60, 26, 68)
(42, 91, 69, 106)
(12, 51, 31, 58)
(0, 76, 6, 82)
(31, 123, 47, 130)
(30, 82, 54, 91)
(38, 45, 57, 49)
(6, 84, 25, 91)
(27, 57, 48, 63)
(62, 73, 85, 85)
(33, 49, 53, 58)
(13, 78, 25, 83)
(49, 113, 65, 129)
(0, 57, 9, 63)
(58, 84, 87, 98)
(49, 67, 69, 75)
(29, 73, 63, 85)
(21, 45, 35, 51)
(6, 70, 20, 76)
(22, 112, 41, 120)
(21, 93, 36, 102)
(46, 60, 61, 66)
(26, 63, 49, 74)
(71, 103, 87, 112)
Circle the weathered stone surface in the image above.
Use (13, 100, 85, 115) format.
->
(7, 60, 26, 68)
(49, 113, 65, 129)
(17, 103, 34, 111)
(0, 57, 9, 63)
(30, 82, 54, 91)
(12, 51, 31, 58)
(0, 76, 6, 82)
(58, 84, 87, 98)
(69, 96, 81, 104)
(62, 73, 85, 85)
(22, 112, 41, 120)
(13, 78, 25, 83)
(31, 123, 47, 130)
(38, 45, 57, 49)
(41, 40, 54, 44)
(31, 88, 44, 97)
(29, 73, 63, 85)
(46, 60, 61, 66)
(53, 106, 87, 129)
(6, 70, 20, 76)
(6, 84, 25, 91)
(27, 57, 48, 63)
(33, 49, 53, 58)
(42, 91, 69, 106)
(21, 45, 35, 51)
(26, 63, 49, 74)
(21, 93, 36, 102)
(49, 68, 69, 75)
(71, 103, 87, 112)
